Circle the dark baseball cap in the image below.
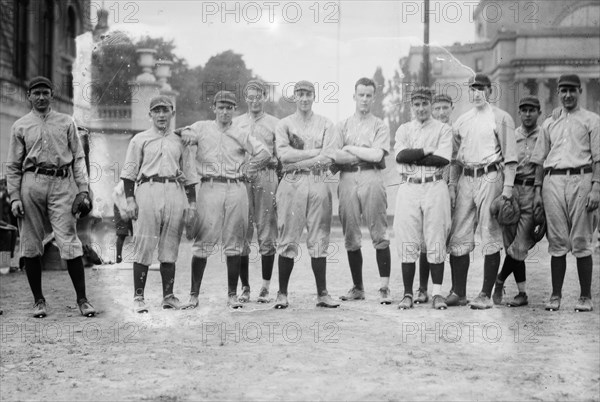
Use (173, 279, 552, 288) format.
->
(245, 80, 266, 94)
(214, 90, 237, 106)
(294, 80, 315, 93)
(410, 87, 433, 102)
(557, 74, 581, 88)
(518, 96, 541, 109)
(432, 94, 453, 104)
(28, 76, 53, 91)
(469, 73, 492, 88)
(149, 95, 174, 111)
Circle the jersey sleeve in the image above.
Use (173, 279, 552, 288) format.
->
(530, 120, 551, 166)
(433, 123, 453, 161)
(6, 123, 26, 202)
(120, 135, 143, 182)
(496, 110, 517, 164)
(67, 119, 90, 193)
(373, 119, 390, 156)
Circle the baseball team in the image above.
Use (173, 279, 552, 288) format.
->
(5, 72, 599, 317)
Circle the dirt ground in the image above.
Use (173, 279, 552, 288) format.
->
(1, 225, 599, 402)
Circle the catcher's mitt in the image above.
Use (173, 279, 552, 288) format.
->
(490, 195, 520, 226)
(531, 204, 546, 243)
(288, 133, 305, 150)
(72, 192, 92, 217)
(184, 207, 201, 241)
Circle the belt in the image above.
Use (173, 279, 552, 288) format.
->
(262, 162, 279, 170)
(403, 172, 444, 184)
(139, 176, 179, 184)
(340, 164, 378, 173)
(284, 169, 327, 175)
(201, 177, 243, 184)
(25, 166, 69, 177)
(462, 164, 499, 177)
(545, 166, 592, 176)
(514, 178, 535, 186)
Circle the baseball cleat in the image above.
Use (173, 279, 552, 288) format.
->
(227, 294, 243, 309)
(257, 287, 271, 303)
(574, 297, 593, 312)
(273, 292, 289, 309)
(432, 295, 448, 310)
(77, 298, 96, 317)
(492, 280, 505, 305)
(446, 292, 468, 307)
(316, 291, 340, 308)
(544, 296, 561, 311)
(507, 292, 528, 307)
(339, 286, 365, 301)
(398, 294, 413, 310)
(414, 288, 429, 304)
(378, 287, 392, 304)
(182, 295, 199, 310)
(238, 286, 251, 303)
(162, 294, 183, 310)
(470, 292, 493, 309)
(33, 299, 47, 318)
(133, 297, 148, 314)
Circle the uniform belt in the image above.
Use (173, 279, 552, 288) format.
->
(25, 166, 69, 177)
(261, 162, 279, 170)
(139, 176, 179, 184)
(545, 166, 592, 176)
(403, 172, 444, 184)
(514, 178, 535, 186)
(339, 164, 378, 173)
(201, 176, 243, 184)
(462, 164, 499, 177)
(284, 168, 327, 175)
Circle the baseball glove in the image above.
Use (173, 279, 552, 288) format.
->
(72, 192, 93, 217)
(288, 133, 305, 150)
(531, 204, 546, 243)
(490, 195, 520, 226)
(184, 207, 201, 241)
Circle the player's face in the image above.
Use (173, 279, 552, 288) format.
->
(411, 98, 431, 123)
(149, 106, 174, 131)
(214, 101, 235, 124)
(518, 106, 540, 130)
(295, 89, 314, 113)
(470, 86, 490, 108)
(353, 84, 375, 114)
(245, 88, 265, 114)
(432, 101, 453, 123)
(558, 85, 581, 112)
(28, 87, 53, 113)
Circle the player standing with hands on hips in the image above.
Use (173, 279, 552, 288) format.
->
(121, 96, 198, 313)
(6, 76, 95, 318)
(447, 74, 518, 309)
(394, 88, 453, 310)
(331, 77, 392, 304)
(530, 74, 599, 312)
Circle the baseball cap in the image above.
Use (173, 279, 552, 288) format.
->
(213, 90, 237, 106)
(469, 73, 492, 88)
(557, 74, 581, 88)
(245, 80, 266, 94)
(518, 96, 541, 109)
(149, 95, 174, 111)
(410, 87, 433, 102)
(28, 76, 53, 92)
(432, 94, 453, 104)
(294, 80, 315, 93)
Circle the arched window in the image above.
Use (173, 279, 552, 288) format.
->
(558, 4, 600, 27)
(66, 6, 77, 57)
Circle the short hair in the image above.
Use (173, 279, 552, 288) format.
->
(354, 77, 376, 92)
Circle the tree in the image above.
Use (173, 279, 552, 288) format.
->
(372, 67, 386, 119)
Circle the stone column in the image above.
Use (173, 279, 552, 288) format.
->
(129, 49, 161, 133)
(536, 78, 550, 116)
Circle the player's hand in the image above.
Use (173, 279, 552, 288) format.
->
(125, 197, 138, 220)
(501, 185, 514, 199)
(423, 146, 435, 156)
(448, 185, 457, 209)
(243, 162, 260, 181)
(11, 200, 24, 218)
(180, 128, 197, 146)
(586, 187, 600, 212)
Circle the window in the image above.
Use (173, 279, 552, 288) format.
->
(13, 0, 29, 80)
(40, 0, 54, 79)
(66, 6, 77, 57)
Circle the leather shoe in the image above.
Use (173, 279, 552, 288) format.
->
(446, 292, 468, 306)
(33, 299, 47, 318)
(507, 292, 528, 307)
(470, 292, 493, 309)
(182, 294, 199, 310)
(379, 287, 392, 305)
(78, 298, 96, 317)
(133, 296, 148, 313)
(238, 286, 251, 303)
(492, 279, 504, 305)
(340, 286, 365, 301)
(273, 292, 289, 309)
(227, 293, 243, 309)
(574, 297, 593, 312)
(545, 295, 561, 311)
(432, 295, 447, 310)
(162, 294, 183, 310)
(316, 291, 340, 308)
(398, 294, 413, 310)
(257, 287, 270, 303)
(414, 288, 428, 304)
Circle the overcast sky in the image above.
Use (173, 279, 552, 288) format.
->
(96, 0, 476, 121)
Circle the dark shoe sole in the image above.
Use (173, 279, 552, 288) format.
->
(316, 303, 340, 308)
(274, 303, 288, 309)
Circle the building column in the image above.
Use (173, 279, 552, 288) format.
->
(537, 79, 550, 115)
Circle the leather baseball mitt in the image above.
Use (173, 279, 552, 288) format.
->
(72, 192, 93, 217)
(490, 195, 520, 226)
(288, 133, 305, 150)
(184, 207, 201, 241)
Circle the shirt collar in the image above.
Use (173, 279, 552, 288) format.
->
(517, 125, 539, 139)
(32, 108, 53, 120)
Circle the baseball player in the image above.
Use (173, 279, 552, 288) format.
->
(273, 80, 339, 309)
(179, 90, 270, 309)
(330, 77, 392, 304)
(416, 93, 455, 304)
(394, 87, 453, 310)
(447, 73, 518, 309)
(492, 96, 544, 307)
(531, 74, 599, 312)
(121, 95, 198, 313)
(235, 80, 280, 303)
(6, 76, 95, 318)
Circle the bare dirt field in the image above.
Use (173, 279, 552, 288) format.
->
(1, 226, 599, 401)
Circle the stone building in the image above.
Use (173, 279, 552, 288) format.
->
(404, 0, 600, 120)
